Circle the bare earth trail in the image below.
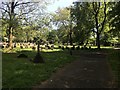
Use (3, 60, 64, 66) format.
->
(33, 51, 117, 88)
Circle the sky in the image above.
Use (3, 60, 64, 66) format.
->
(46, 0, 119, 12)
(47, 0, 77, 12)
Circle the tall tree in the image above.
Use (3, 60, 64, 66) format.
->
(109, 2, 120, 42)
(0, 0, 48, 48)
(71, 2, 94, 45)
(52, 7, 70, 44)
(91, 2, 107, 49)
(72, 2, 108, 49)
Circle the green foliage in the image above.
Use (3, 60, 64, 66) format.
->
(71, 2, 94, 44)
(71, 2, 120, 47)
(109, 2, 120, 41)
(47, 30, 58, 43)
(52, 8, 70, 43)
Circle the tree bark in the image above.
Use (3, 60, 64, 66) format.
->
(96, 33, 100, 49)
(92, 2, 101, 49)
(8, 26, 13, 48)
(8, 1, 15, 49)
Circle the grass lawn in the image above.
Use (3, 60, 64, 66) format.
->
(107, 49, 120, 87)
(2, 46, 119, 88)
(2, 48, 75, 88)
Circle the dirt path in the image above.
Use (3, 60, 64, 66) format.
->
(33, 51, 116, 88)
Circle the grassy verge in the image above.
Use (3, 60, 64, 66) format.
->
(2, 49, 75, 88)
(107, 49, 120, 87)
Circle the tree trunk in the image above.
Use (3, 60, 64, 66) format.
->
(8, 26, 13, 48)
(96, 33, 100, 49)
(69, 32, 72, 46)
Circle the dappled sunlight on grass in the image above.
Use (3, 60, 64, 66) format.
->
(42, 49, 62, 52)
(91, 46, 114, 49)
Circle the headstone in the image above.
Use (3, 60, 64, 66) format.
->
(2, 46, 4, 49)
(17, 53, 28, 58)
(14, 43, 16, 48)
(84, 46, 88, 49)
(89, 46, 91, 49)
(51, 45, 54, 50)
(62, 46, 64, 50)
(76, 46, 80, 50)
(32, 46, 36, 50)
(25, 44, 28, 48)
(47, 45, 51, 49)
(66, 46, 69, 50)
(5, 44, 9, 48)
(59, 46, 61, 48)
(71, 45, 75, 50)
(45, 45, 48, 50)
(81, 47, 84, 50)
(20, 45, 23, 49)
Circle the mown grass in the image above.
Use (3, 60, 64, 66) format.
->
(107, 49, 120, 87)
(2, 48, 75, 88)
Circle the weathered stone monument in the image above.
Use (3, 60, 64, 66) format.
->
(33, 40, 44, 63)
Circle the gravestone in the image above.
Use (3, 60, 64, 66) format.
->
(32, 46, 36, 50)
(20, 45, 23, 49)
(45, 45, 48, 50)
(33, 40, 44, 63)
(51, 45, 54, 50)
(17, 53, 28, 58)
(59, 46, 61, 48)
(76, 46, 80, 50)
(14, 43, 16, 48)
(25, 44, 28, 48)
(48, 45, 51, 49)
(2, 46, 4, 49)
(71, 45, 75, 50)
(62, 46, 64, 50)
(66, 46, 69, 50)
(89, 46, 91, 49)
(5, 44, 9, 48)
(81, 47, 84, 50)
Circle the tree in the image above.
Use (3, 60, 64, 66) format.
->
(52, 7, 70, 44)
(71, 2, 108, 49)
(91, 2, 107, 49)
(71, 2, 94, 45)
(0, 0, 48, 48)
(47, 30, 58, 44)
(109, 2, 120, 42)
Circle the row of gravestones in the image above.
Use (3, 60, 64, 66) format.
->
(59, 45, 91, 50)
(1, 42, 91, 50)
(1, 42, 37, 49)
(1, 42, 55, 50)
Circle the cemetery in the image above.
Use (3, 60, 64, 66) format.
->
(0, 0, 120, 89)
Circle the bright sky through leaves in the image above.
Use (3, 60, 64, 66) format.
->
(47, 0, 77, 12)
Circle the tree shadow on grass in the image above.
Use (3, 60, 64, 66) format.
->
(2, 49, 69, 63)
